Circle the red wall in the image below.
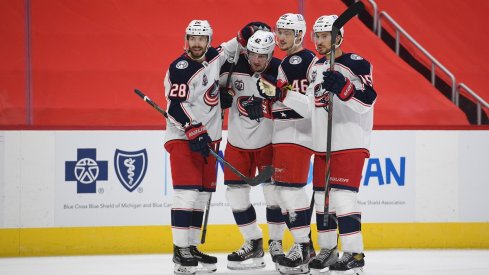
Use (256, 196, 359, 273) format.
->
(0, 0, 469, 128)
(0, 0, 27, 125)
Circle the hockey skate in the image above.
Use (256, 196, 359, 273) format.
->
(277, 242, 311, 275)
(329, 252, 365, 275)
(189, 245, 217, 273)
(309, 246, 339, 275)
(268, 240, 285, 270)
(227, 238, 266, 270)
(173, 245, 198, 275)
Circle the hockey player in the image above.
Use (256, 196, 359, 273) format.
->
(219, 29, 280, 271)
(163, 19, 259, 275)
(248, 13, 317, 274)
(260, 15, 377, 275)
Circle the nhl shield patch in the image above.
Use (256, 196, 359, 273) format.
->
(114, 149, 148, 192)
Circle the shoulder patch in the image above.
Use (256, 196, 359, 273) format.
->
(289, 55, 302, 65)
(350, 54, 363, 61)
(175, 60, 188, 69)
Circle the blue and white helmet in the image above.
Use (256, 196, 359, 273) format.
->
(276, 13, 307, 41)
(186, 19, 213, 44)
(313, 15, 344, 46)
(247, 30, 275, 59)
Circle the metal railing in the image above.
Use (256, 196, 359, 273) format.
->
(355, 0, 379, 32)
(457, 83, 489, 125)
(377, 11, 458, 105)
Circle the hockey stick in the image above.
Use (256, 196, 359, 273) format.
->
(134, 89, 274, 187)
(225, 43, 240, 89)
(323, 1, 364, 227)
(208, 148, 274, 186)
(201, 46, 240, 244)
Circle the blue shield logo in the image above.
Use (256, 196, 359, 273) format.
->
(114, 149, 148, 192)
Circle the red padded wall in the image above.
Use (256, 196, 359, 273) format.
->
(0, 0, 470, 127)
(375, 0, 489, 108)
(304, 0, 468, 126)
(28, 0, 297, 127)
(0, 0, 27, 125)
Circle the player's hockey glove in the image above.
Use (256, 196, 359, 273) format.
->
(256, 74, 292, 102)
(242, 95, 272, 120)
(237, 21, 270, 47)
(220, 87, 234, 110)
(185, 122, 212, 157)
(237, 25, 257, 47)
(322, 71, 354, 101)
(245, 21, 272, 32)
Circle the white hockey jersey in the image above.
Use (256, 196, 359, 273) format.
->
(272, 49, 317, 150)
(283, 53, 377, 154)
(164, 39, 239, 144)
(220, 55, 281, 150)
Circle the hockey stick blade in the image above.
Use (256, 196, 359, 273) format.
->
(249, 165, 274, 186)
(333, 1, 364, 30)
(208, 146, 273, 186)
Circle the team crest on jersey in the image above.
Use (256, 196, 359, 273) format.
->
(350, 54, 363, 61)
(202, 74, 208, 86)
(311, 70, 317, 83)
(114, 149, 148, 192)
(234, 80, 244, 91)
(314, 84, 330, 109)
(289, 55, 302, 65)
(236, 96, 253, 117)
(175, 60, 188, 69)
(204, 80, 219, 107)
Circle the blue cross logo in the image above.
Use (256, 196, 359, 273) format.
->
(65, 148, 108, 193)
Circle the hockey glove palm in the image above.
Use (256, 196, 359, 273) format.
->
(256, 74, 291, 102)
(185, 123, 212, 157)
(322, 71, 354, 101)
(242, 96, 272, 120)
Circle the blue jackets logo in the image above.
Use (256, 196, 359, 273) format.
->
(65, 148, 108, 193)
(114, 149, 148, 192)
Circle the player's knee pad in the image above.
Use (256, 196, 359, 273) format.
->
(193, 191, 211, 210)
(262, 182, 280, 207)
(313, 191, 327, 213)
(330, 188, 360, 215)
(277, 186, 309, 210)
(226, 184, 251, 211)
(173, 189, 200, 209)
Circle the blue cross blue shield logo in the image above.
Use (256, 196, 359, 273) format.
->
(114, 149, 148, 192)
(65, 148, 108, 193)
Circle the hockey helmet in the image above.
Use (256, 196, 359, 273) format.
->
(313, 15, 344, 46)
(246, 30, 275, 62)
(186, 19, 213, 44)
(276, 13, 307, 41)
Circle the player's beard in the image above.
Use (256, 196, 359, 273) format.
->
(189, 46, 206, 60)
(316, 43, 330, 56)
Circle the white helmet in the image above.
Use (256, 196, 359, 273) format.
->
(247, 30, 275, 56)
(276, 13, 307, 41)
(185, 19, 213, 44)
(313, 15, 344, 46)
(246, 30, 275, 71)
